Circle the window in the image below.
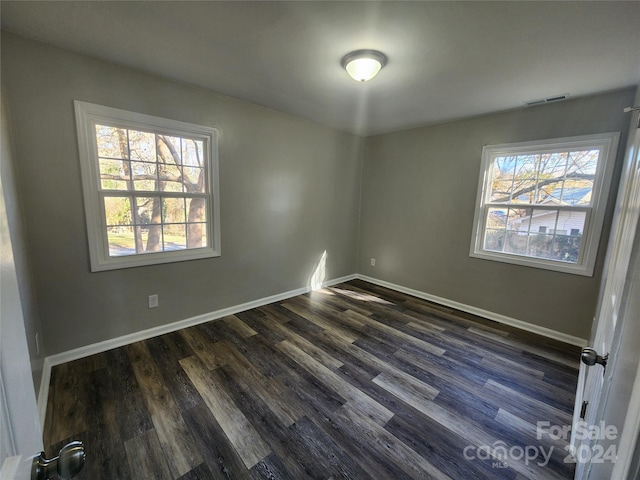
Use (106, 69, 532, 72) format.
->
(470, 133, 619, 276)
(75, 101, 221, 271)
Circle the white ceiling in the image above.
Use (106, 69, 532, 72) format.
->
(2, 1, 639, 136)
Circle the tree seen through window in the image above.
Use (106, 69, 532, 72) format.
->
(96, 125, 208, 256)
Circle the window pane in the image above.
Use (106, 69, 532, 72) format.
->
(555, 210, 586, 236)
(486, 207, 507, 229)
(146, 225, 163, 252)
(507, 208, 531, 232)
(186, 198, 207, 222)
(131, 161, 157, 191)
(484, 229, 505, 252)
(553, 234, 582, 263)
(505, 231, 528, 255)
(162, 180, 184, 193)
(563, 150, 598, 206)
(163, 224, 187, 251)
(539, 152, 568, 179)
(187, 223, 207, 248)
(527, 234, 555, 260)
(183, 139, 203, 167)
(96, 125, 128, 159)
(158, 163, 184, 192)
(157, 135, 182, 165)
(104, 196, 132, 226)
(492, 156, 516, 181)
(99, 159, 130, 190)
(136, 197, 162, 224)
(129, 130, 156, 162)
(539, 183, 564, 204)
(513, 154, 539, 179)
(574, 181, 593, 206)
(184, 167, 204, 192)
(558, 183, 592, 206)
(163, 197, 186, 224)
(530, 209, 558, 235)
(510, 179, 537, 204)
(490, 181, 514, 202)
(107, 226, 136, 257)
(568, 150, 599, 177)
(135, 226, 162, 253)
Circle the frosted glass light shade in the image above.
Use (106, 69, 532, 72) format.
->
(345, 58, 382, 82)
(341, 50, 387, 82)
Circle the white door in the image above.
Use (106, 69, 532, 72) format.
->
(570, 122, 640, 478)
(1, 96, 43, 478)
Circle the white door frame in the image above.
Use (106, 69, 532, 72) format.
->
(611, 356, 640, 479)
(574, 108, 640, 478)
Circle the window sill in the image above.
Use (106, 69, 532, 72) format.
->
(470, 250, 594, 276)
(89, 247, 220, 272)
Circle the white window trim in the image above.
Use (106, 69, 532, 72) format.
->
(470, 132, 620, 276)
(75, 101, 221, 271)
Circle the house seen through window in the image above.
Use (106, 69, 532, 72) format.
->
(470, 133, 619, 276)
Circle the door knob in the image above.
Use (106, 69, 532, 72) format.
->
(581, 347, 608, 368)
(31, 441, 86, 480)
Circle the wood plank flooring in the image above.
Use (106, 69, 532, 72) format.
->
(43, 280, 580, 479)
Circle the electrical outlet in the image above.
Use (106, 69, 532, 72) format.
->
(370, 258, 376, 267)
(148, 294, 159, 308)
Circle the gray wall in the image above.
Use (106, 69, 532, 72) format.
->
(1, 32, 363, 355)
(359, 88, 636, 339)
(2, 30, 635, 358)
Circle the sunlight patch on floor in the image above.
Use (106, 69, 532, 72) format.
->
(329, 287, 394, 305)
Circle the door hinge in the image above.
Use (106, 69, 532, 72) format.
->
(580, 400, 588, 419)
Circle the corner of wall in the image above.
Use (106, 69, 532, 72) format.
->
(1, 90, 47, 397)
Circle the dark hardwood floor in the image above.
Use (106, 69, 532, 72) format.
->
(44, 280, 580, 479)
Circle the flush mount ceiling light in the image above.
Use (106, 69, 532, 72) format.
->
(341, 49, 388, 82)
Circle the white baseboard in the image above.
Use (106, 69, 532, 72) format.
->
(37, 271, 587, 427)
(36, 273, 356, 426)
(37, 357, 51, 428)
(356, 274, 588, 348)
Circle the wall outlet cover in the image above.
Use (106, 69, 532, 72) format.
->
(148, 294, 159, 308)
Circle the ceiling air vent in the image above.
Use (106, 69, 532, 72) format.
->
(525, 94, 569, 107)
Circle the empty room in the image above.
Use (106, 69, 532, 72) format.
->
(2, 2, 640, 480)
